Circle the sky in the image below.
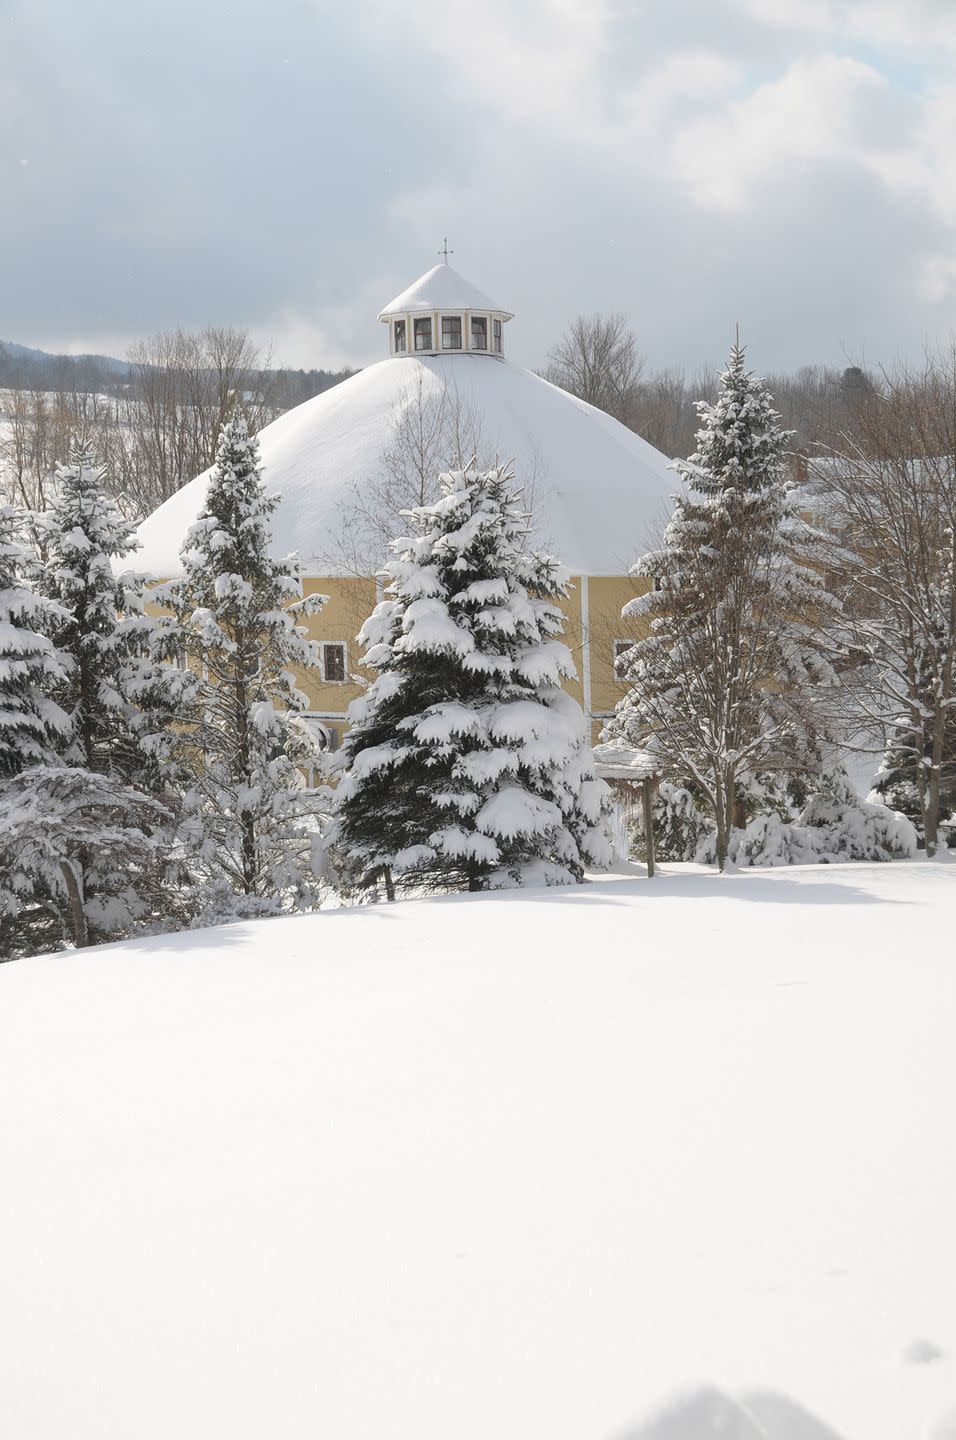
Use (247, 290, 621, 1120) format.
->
(4, 0, 956, 376)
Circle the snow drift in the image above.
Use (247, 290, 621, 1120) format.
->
(1, 860, 955, 1440)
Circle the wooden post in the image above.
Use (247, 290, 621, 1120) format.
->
(642, 776, 655, 878)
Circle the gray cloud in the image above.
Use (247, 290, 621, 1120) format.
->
(4, 0, 956, 375)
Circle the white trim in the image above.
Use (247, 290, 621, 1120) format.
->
(580, 574, 592, 726)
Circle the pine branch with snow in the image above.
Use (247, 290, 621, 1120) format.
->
(333, 464, 612, 896)
(161, 414, 330, 911)
(696, 768, 917, 868)
(0, 765, 190, 958)
(0, 505, 71, 778)
(37, 451, 182, 789)
(608, 342, 840, 870)
(0, 463, 198, 956)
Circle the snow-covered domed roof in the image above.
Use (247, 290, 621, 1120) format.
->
(378, 263, 511, 321)
(135, 261, 677, 578)
(133, 354, 677, 579)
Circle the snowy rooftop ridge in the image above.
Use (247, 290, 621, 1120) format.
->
(378, 264, 512, 321)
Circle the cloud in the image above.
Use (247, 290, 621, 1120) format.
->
(669, 55, 905, 210)
(5, 0, 956, 373)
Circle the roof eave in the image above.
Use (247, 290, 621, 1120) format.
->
(377, 305, 514, 323)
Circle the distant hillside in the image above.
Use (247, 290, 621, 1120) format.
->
(0, 340, 130, 389)
(0, 339, 354, 408)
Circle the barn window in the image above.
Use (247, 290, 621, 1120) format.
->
(414, 317, 433, 351)
(322, 642, 347, 683)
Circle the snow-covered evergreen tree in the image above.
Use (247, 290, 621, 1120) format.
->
(0, 766, 188, 958)
(696, 767, 917, 868)
(608, 342, 838, 869)
(632, 781, 708, 864)
(37, 451, 177, 786)
(0, 461, 195, 957)
(333, 465, 612, 896)
(162, 414, 329, 912)
(0, 505, 70, 777)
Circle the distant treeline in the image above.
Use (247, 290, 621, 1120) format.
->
(540, 312, 882, 459)
(0, 337, 354, 412)
(0, 327, 356, 519)
(0, 312, 914, 524)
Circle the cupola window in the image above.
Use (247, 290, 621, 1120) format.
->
(493, 318, 503, 353)
(441, 315, 462, 350)
(393, 319, 407, 353)
(414, 317, 433, 351)
(471, 316, 487, 351)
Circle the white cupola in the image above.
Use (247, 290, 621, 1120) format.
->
(378, 262, 513, 359)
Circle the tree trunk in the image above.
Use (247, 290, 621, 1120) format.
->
(642, 778, 655, 878)
(925, 709, 946, 856)
(383, 866, 395, 903)
(923, 766, 940, 857)
(60, 859, 89, 948)
(234, 642, 258, 894)
(711, 773, 725, 872)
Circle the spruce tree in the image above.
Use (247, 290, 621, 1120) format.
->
(164, 413, 328, 912)
(0, 459, 194, 957)
(0, 767, 180, 958)
(0, 504, 70, 777)
(38, 451, 176, 786)
(608, 342, 837, 869)
(334, 464, 612, 896)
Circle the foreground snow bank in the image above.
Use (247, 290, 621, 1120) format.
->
(1, 860, 955, 1440)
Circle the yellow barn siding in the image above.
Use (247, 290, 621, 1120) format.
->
(150, 569, 650, 748)
(295, 576, 377, 721)
(292, 571, 649, 748)
(585, 575, 652, 726)
(556, 578, 585, 709)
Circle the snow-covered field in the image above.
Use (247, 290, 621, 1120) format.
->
(1, 860, 954, 1440)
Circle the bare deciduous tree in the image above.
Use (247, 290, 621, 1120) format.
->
(1, 327, 286, 525)
(0, 387, 123, 548)
(117, 326, 278, 513)
(324, 371, 486, 577)
(816, 351, 956, 854)
(543, 313, 643, 425)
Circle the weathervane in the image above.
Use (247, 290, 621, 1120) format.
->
(438, 237, 454, 264)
